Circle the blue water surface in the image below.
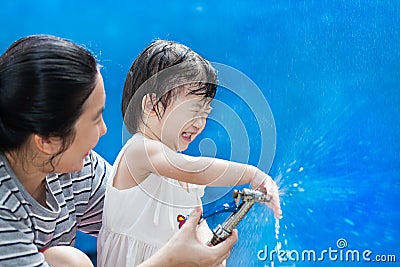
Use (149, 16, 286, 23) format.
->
(1, 1, 399, 266)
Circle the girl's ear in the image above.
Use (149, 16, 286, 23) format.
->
(33, 134, 61, 155)
(141, 93, 157, 116)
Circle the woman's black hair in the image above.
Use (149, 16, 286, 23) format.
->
(122, 40, 217, 134)
(0, 34, 99, 166)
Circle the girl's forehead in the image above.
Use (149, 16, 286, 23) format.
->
(178, 93, 211, 104)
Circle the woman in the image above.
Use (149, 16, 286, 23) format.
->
(0, 34, 237, 267)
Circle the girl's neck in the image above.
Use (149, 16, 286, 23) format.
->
(136, 125, 179, 153)
(136, 125, 162, 143)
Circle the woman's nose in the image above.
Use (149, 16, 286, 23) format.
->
(100, 118, 107, 136)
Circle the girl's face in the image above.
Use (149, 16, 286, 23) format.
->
(52, 73, 107, 173)
(156, 93, 212, 152)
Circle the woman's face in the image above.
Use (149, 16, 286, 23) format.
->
(52, 73, 107, 173)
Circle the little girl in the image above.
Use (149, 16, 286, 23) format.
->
(97, 40, 281, 267)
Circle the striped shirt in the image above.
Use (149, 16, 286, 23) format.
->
(0, 150, 111, 267)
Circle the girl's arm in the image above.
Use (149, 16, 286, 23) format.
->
(127, 138, 264, 187)
(124, 138, 282, 218)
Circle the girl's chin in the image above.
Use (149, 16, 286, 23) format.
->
(177, 142, 189, 152)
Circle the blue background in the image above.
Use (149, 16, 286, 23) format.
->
(1, 1, 399, 266)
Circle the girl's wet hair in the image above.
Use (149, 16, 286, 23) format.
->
(0, 34, 99, 165)
(122, 40, 217, 133)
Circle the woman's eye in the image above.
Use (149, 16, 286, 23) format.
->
(95, 116, 103, 124)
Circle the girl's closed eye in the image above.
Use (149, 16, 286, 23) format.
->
(192, 108, 210, 118)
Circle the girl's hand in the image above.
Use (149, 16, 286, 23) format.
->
(250, 171, 282, 218)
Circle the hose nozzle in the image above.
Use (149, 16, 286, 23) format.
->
(207, 188, 271, 246)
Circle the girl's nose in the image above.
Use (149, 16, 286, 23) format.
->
(192, 116, 205, 129)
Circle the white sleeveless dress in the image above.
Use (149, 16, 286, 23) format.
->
(97, 135, 205, 267)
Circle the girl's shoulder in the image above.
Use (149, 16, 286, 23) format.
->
(123, 134, 165, 157)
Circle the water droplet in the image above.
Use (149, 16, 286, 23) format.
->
(344, 218, 355, 226)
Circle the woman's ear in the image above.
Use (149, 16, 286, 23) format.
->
(141, 93, 157, 116)
(33, 134, 61, 155)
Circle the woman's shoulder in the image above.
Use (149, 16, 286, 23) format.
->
(0, 154, 21, 205)
(0, 157, 30, 219)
